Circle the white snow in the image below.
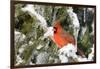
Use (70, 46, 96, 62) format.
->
(29, 61, 35, 65)
(36, 52, 49, 64)
(58, 43, 91, 62)
(29, 41, 33, 46)
(77, 56, 88, 62)
(18, 47, 24, 54)
(16, 55, 23, 65)
(88, 45, 94, 61)
(15, 31, 26, 42)
(58, 44, 78, 62)
(91, 20, 94, 35)
(87, 8, 94, 13)
(36, 44, 43, 50)
(67, 7, 80, 29)
(18, 44, 27, 55)
(59, 54, 68, 63)
(44, 27, 54, 38)
(80, 26, 87, 39)
(21, 5, 48, 30)
(58, 43, 94, 62)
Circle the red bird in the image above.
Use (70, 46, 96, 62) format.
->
(52, 20, 76, 48)
(44, 20, 85, 57)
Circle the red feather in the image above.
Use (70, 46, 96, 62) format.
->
(53, 21, 76, 48)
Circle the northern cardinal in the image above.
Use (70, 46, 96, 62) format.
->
(44, 20, 85, 58)
(52, 20, 76, 48)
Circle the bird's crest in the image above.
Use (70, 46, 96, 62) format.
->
(53, 20, 61, 28)
(53, 20, 63, 33)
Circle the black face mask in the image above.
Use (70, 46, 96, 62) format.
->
(54, 27, 57, 34)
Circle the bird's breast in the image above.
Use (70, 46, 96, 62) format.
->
(54, 33, 76, 48)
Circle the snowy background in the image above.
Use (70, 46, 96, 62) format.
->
(13, 2, 95, 66)
(0, 0, 100, 69)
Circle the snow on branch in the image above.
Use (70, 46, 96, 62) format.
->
(21, 5, 48, 30)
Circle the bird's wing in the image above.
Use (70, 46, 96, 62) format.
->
(60, 32, 76, 45)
